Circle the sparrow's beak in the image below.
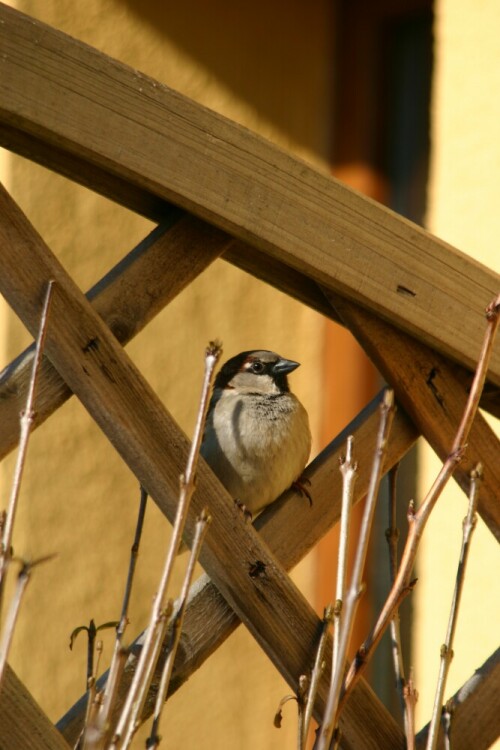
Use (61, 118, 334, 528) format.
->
(273, 357, 300, 375)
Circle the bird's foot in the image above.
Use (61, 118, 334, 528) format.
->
(234, 498, 253, 523)
(292, 476, 312, 506)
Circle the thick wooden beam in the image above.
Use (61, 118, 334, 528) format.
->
(1, 3, 499, 385)
(0, 186, 404, 749)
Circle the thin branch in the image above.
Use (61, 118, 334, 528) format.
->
(334, 436, 357, 670)
(385, 462, 413, 743)
(403, 667, 418, 750)
(316, 390, 395, 749)
(111, 341, 222, 749)
(119, 486, 148, 640)
(442, 701, 453, 750)
(92, 487, 149, 742)
(341, 293, 500, 710)
(0, 554, 55, 687)
(0, 280, 55, 603)
(146, 509, 211, 749)
(296, 675, 308, 750)
(302, 606, 332, 746)
(303, 438, 356, 746)
(426, 464, 482, 750)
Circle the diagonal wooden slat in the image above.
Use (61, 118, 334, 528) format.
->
(57, 394, 418, 743)
(0, 214, 497, 543)
(0, 187, 404, 749)
(223, 242, 500, 421)
(0, 194, 496, 745)
(0, 212, 227, 459)
(218, 245, 500, 540)
(1, 3, 500, 386)
(0, 666, 70, 750)
(0, 205, 496, 743)
(326, 292, 500, 542)
(416, 647, 500, 750)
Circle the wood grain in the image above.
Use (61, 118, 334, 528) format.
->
(327, 291, 500, 541)
(0, 666, 69, 750)
(57, 394, 418, 745)
(0, 185, 404, 749)
(1, 3, 500, 384)
(416, 647, 500, 750)
(0, 213, 226, 459)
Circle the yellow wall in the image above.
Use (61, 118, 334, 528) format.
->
(1, 0, 499, 747)
(0, 1, 332, 747)
(417, 0, 500, 739)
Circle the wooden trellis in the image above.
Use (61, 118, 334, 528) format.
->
(0, 4, 499, 749)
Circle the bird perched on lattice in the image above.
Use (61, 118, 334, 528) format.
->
(201, 349, 311, 517)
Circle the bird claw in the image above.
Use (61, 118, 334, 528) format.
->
(235, 498, 253, 523)
(292, 476, 312, 507)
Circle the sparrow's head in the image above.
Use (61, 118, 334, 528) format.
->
(214, 350, 300, 395)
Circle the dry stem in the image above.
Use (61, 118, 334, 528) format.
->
(426, 465, 481, 750)
(333, 436, 357, 668)
(91, 487, 149, 743)
(274, 676, 308, 750)
(341, 293, 500, 709)
(302, 606, 332, 746)
(0, 562, 30, 686)
(0, 280, 54, 603)
(316, 390, 395, 749)
(146, 509, 211, 749)
(111, 341, 222, 749)
(385, 462, 413, 743)
(403, 667, 418, 750)
(0, 555, 54, 687)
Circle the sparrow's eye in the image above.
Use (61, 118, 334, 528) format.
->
(250, 360, 265, 374)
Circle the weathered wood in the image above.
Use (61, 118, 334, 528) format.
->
(416, 648, 500, 750)
(223, 242, 500, 420)
(0, 666, 69, 750)
(225, 243, 500, 540)
(1, 4, 500, 385)
(327, 292, 500, 541)
(0, 213, 226, 459)
(0, 187, 404, 749)
(57, 394, 418, 744)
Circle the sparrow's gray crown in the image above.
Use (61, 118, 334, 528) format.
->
(214, 350, 300, 394)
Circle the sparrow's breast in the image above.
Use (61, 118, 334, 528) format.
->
(201, 390, 311, 514)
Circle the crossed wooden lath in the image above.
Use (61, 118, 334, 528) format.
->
(0, 4, 499, 749)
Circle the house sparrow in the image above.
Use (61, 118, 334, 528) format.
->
(201, 350, 311, 516)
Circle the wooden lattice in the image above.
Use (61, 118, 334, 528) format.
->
(0, 4, 499, 749)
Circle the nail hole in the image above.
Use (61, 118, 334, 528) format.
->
(396, 285, 416, 298)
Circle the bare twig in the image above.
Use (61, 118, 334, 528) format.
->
(0, 281, 54, 604)
(403, 667, 418, 750)
(341, 293, 500, 709)
(426, 465, 482, 750)
(333, 436, 357, 669)
(296, 675, 308, 750)
(119, 486, 148, 642)
(0, 555, 55, 687)
(146, 509, 211, 749)
(316, 390, 395, 749)
(442, 700, 453, 750)
(90, 486, 149, 743)
(112, 341, 222, 749)
(302, 605, 333, 746)
(385, 462, 413, 742)
(273, 674, 308, 750)
(303, 439, 357, 746)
